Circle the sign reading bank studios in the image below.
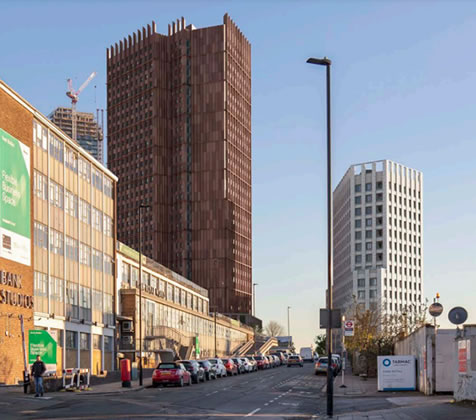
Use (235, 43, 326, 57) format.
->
(0, 128, 31, 266)
(0, 270, 34, 309)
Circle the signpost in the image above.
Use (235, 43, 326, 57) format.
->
(28, 330, 57, 372)
(377, 355, 416, 391)
(344, 320, 354, 337)
(0, 128, 31, 266)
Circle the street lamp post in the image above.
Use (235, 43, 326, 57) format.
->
(287, 306, 291, 338)
(138, 203, 150, 387)
(306, 56, 334, 417)
(253, 283, 258, 317)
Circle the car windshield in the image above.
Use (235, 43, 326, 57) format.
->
(318, 358, 328, 363)
(254, 356, 263, 360)
(209, 360, 217, 364)
(289, 356, 299, 360)
(158, 363, 177, 369)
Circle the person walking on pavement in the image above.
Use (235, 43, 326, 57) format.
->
(31, 355, 46, 397)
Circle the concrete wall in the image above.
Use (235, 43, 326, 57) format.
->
(395, 325, 434, 394)
(395, 325, 456, 395)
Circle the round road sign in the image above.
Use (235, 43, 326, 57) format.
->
(448, 307, 468, 325)
(429, 302, 443, 317)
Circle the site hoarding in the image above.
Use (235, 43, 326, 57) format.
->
(0, 128, 30, 266)
(377, 355, 416, 391)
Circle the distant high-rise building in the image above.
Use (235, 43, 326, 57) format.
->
(49, 107, 104, 163)
(333, 160, 424, 322)
(106, 15, 252, 315)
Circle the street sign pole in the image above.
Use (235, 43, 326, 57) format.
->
(340, 317, 346, 388)
(20, 315, 29, 393)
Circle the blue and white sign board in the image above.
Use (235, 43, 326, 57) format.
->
(377, 355, 416, 391)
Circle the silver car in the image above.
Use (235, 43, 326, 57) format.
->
(240, 357, 253, 373)
(208, 358, 227, 378)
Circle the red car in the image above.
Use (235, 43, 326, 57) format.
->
(152, 362, 192, 387)
(253, 355, 267, 370)
(221, 358, 238, 376)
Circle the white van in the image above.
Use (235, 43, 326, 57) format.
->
(299, 347, 314, 362)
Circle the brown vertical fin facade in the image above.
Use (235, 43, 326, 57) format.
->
(107, 15, 251, 315)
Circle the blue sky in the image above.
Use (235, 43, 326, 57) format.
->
(2, 1, 476, 349)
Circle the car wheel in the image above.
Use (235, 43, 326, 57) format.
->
(152, 382, 159, 388)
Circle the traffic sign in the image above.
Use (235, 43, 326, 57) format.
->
(429, 302, 443, 317)
(449, 307, 468, 325)
(344, 320, 354, 337)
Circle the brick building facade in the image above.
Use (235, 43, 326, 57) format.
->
(106, 14, 252, 315)
(0, 80, 117, 384)
(0, 84, 35, 385)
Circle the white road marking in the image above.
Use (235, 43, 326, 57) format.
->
(205, 390, 219, 396)
(245, 408, 261, 417)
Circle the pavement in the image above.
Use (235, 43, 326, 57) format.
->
(82, 376, 150, 394)
(0, 363, 474, 419)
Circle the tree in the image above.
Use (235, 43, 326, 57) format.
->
(342, 295, 430, 376)
(264, 321, 284, 337)
(314, 334, 326, 355)
(253, 324, 264, 337)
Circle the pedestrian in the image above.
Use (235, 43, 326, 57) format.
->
(30, 355, 46, 397)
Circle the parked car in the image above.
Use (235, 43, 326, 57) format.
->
(247, 357, 258, 372)
(208, 358, 227, 378)
(314, 357, 338, 376)
(240, 357, 253, 373)
(198, 360, 216, 380)
(332, 354, 342, 373)
(232, 358, 245, 374)
(222, 358, 238, 376)
(253, 355, 267, 370)
(287, 355, 304, 367)
(177, 360, 205, 383)
(272, 355, 280, 367)
(266, 355, 275, 368)
(152, 362, 192, 387)
(273, 352, 286, 365)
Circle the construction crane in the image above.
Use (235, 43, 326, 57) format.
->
(66, 71, 96, 142)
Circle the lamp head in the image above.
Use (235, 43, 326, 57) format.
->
(307, 57, 331, 66)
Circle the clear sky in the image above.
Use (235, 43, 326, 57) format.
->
(2, 0, 476, 350)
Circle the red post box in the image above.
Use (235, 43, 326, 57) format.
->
(120, 358, 131, 387)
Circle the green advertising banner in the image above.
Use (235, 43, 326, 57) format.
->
(0, 128, 30, 266)
(195, 336, 200, 356)
(29, 330, 57, 365)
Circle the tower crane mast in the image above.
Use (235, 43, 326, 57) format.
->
(66, 71, 96, 142)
